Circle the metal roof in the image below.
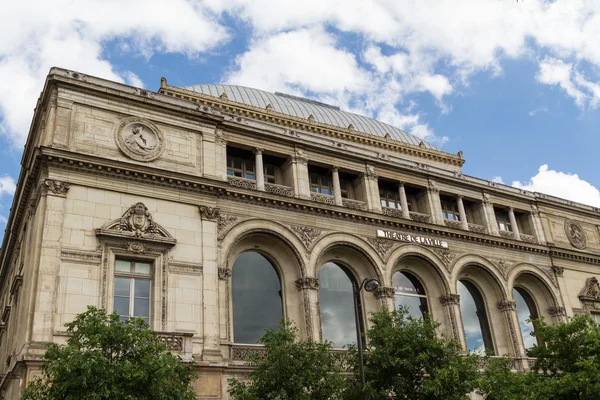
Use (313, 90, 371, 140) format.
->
(183, 84, 437, 150)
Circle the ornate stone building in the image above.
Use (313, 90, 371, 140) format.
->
(0, 68, 599, 398)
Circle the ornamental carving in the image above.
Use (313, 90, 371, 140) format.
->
(127, 242, 145, 254)
(95, 203, 175, 244)
(439, 294, 460, 306)
(497, 300, 517, 312)
(540, 266, 559, 287)
(552, 266, 564, 277)
(579, 277, 600, 310)
(365, 165, 377, 180)
(342, 198, 367, 211)
(44, 179, 70, 195)
(293, 149, 308, 164)
(115, 117, 165, 162)
(290, 225, 322, 248)
(433, 248, 457, 272)
(367, 238, 394, 259)
(310, 193, 335, 205)
(489, 259, 514, 279)
(218, 267, 232, 280)
(217, 214, 238, 233)
(199, 205, 220, 221)
(374, 286, 395, 299)
(228, 177, 257, 190)
(548, 306, 567, 317)
(295, 277, 320, 290)
(565, 219, 587, 250)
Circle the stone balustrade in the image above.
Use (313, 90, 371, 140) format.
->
(310, 192, 335, 205)
(227, 176, 257, 190)
(520, 233, 537, 244)
(468, 223, 487, 234)
(499, 230, 515, 239)
(382, 206, 404, 218)
(409, 211, 431, 223)
(265, 182, 294, 197)
(342, 198, 367, 211)
(444, 219, 463, 229)
(155, 331, 193, 356)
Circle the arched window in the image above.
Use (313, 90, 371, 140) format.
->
(319, 262, 363, 348)
(232, 252, 283, 344)
(513, 287, 539, 349)
(458, 280, 494, 354)
(392, 271, 428, 318)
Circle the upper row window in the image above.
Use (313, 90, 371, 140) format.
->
(441, 199, 460, 221)
(310, 173, 349, 198)
(495, 210, 512, 232)
(114, 259, 151, 324)
(227, 155, 276, 183)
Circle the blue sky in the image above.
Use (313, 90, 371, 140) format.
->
(1, 0, 600, 232)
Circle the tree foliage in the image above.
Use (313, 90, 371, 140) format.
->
(228, 319, 349, 400)
(354, 307, 480, 400)
(22, 306, 197, 400)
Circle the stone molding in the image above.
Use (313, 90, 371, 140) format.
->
(290, 225, 323, 248)
(439, 294, 460, 306)
(432, 248, 457, 272)
(169, 262, 203, 275)
(295, 277, 319, 290)
(374, 286, 395, 299)
(218, 267, 232, 280)
(44, 179, 70, 196)
(367, 237, 394, 259)
(565, 219, 587, 250)
(217, 213, 239, 234)
(60, 249, 102, 264)
(199, 205, 220, 221)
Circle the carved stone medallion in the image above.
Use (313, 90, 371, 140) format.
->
(116, 117, 165, 162)
(565, 219, 587, 250)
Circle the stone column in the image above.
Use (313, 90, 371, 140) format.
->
(427, 180, 443, 225)
(456, 195, 469, 230)
(364, 165, 381, 213)
(374, 286, 395, 311)
(482, 194, 500, 236)
(292, 149, 311, 199)
(331, 166, 343, 206)
(255, 148, 265, 191)
(295, 277, 321, 341)
(508, 207, 521, 240)
(203, 128, 227, 180)
(42, 89, 58, 146)
(399, 182, 410, 219)
(497, 300, 525, 369)
(199, 205, 222, 361)
(440, 294, 465, 350)
(530, 205, 547, 244)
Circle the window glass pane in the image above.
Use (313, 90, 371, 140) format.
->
(265, 165, 275, 175)
(392, 272, 426, 295)
(458, 280, 494, 354)
(134, 298, 150, 318)
(381, 199, 387, 207)
(234, 171, 242, 177)
(321, 188, 330, 195)
(311, 186, 319, 193)
(232, 252, 283, 344)
(310, 174, 318, 184)
(321, 176, 330, 187)
(113, 297, 130, 317)
(245, 159, 255, 172)
(389, 200, 396, 209)
(395, 295, 428, 319)
(115, 260, 131, 273)
(135, 262, 151, 275)
(592, 313, 600, 326)
(514, 288, 538, 349)
(227, 169, 233, 176)
(114, 277, 130, 297)
(266, 176, 276, 183)
(245, 172, 255, 180)
(319, 262, 358, 348)
(134, 279, 151, 298)
(233, 158, 242, 169)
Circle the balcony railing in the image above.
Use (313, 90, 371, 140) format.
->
(468, 223, 487, 234)
(227, 176, 257, 190)
(444, 219, 463, 229)
(382, 206, 404, 219)
(499, 230, 515, 239)
(265, 182, 294, 197)
(409, 211, 430, 223)
(342, 198, 367, 211)
(155, 331, 193, 359)
(520, 233, 537, 244)
(310, 192, 335, 205)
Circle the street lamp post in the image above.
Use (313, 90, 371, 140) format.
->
(353, 278, 380, 400)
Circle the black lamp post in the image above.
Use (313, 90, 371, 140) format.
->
(353, 277, 380, 400)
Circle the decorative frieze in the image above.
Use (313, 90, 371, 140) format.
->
(489, 259, 515, 279)
(265, 182, 293, 197)
(520, 234, 537, 244)
(44, 179, 70, 196)
(468, 223, 486, 234)
(310, 192, 335, 205)
(382, 207, 403, 219)
(342, 198, 367, 211)
(548, 306, 567, 317)
(295, 277, 320, 290)
(60, 250, 102, 264)
(409, 211, 430, 223)
(367, 237, 394, 259)
(439, 294, 460, 305)
(199, 205, 220, 221)
(444, 219, 463, 230)
(374, 286, 395, 299)
(499, 230, 515, 239)
(218, 267, 232, 280)
(169, 262, 203, 275)
(497, 300, 517, 312)
(565, 219, 587, 250)
(290, 225, 323, 248)
(217, 214, 238, 233)
(432, 248, 457, 272)
(227, 176, 257, 190)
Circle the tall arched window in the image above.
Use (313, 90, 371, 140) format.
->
(458, 280, 494, 354)
(319, 262, 362, 348)
(393, 271, 428, 318)
(513, 287, 539, 349)
(232, 252, 283, 344)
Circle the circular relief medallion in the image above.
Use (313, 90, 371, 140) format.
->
(115, 117, 165, 162)
(565, 219, 587, 250)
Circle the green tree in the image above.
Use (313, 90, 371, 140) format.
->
(476, 355, 530, 400)
(354, 307, 480, 400)
(525, 314, 600, 400)
(228, 319, 349, 400)
(22, 306, 197, 400)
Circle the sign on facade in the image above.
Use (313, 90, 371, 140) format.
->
(376, 229, 449, 248)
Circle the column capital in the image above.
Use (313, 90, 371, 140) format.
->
(456, 194, 464, 199)
(497, 300, 517, 312)
(440, 294, 460, 306)
(331, 165, 339, 172)
(374, 286, 395, 299)
(254, 148, 264, 155)
(43, 179, 71, 196)
(295, 277, 320, 290)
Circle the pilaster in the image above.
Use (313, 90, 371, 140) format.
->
(508, 207, 521, 241)
(482, 194, 500, 236)
(331, 167, 343, 206)
(530, 205, 547, 244)
(364, 165, 381, 213)
(203, 128, 227, 180)
(456, 195, 469, 230)
(291, 149, 310, 199)
(255, 148, 265, 191)
(398, 182, 410, 219)
(497, 300, 524, 358)
(374, 286, 395, 311)
(439, 294, 465, 349)
(427, 179, 443, 225)
(295, 277, 321, 341)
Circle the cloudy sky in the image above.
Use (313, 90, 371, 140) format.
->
(1, 0, 600, 231)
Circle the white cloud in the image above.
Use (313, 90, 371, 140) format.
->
(0, 0, 229, 147)
(491, 176, 505, 184)
(536, 57, 588, 108)
(0, 176, 16, 198)
(513, 165, 600, 207)
(0, 216, 7, 225)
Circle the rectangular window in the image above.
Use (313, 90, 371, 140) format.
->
(592, 313, 600, 326)
(264, 164, 276, 184)
(441, 200, 460, 221)
(114, 259, 152, 324)
(495, 210, 512, 232)
(380, 187, 400, 209)
(227, 156, 255, 180)
(310, 173, 332, 195)
(339, 180, 349, 199)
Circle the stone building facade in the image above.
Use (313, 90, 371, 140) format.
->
(0, 67, 599, 398)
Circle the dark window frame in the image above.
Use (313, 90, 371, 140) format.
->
(459, 279, 495, 354)
(113, 259, 152, 324)
(441, 199, 460, 221)
(392, 271, 429, 318)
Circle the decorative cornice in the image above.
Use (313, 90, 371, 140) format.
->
(44, 179, 70, 196)
(295, 277, 320, 290)
(374, 286, 395, 299)
(290, 225, 323, 248)
(199, 205, 220, 221)
(60, 250, 102, 264)
(367, 237, 394, 259)
(169, 262, 203, 275)
(497, 300, 517, 312)
(218, 267, 232, 280)
(440, 294, 460, 306)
